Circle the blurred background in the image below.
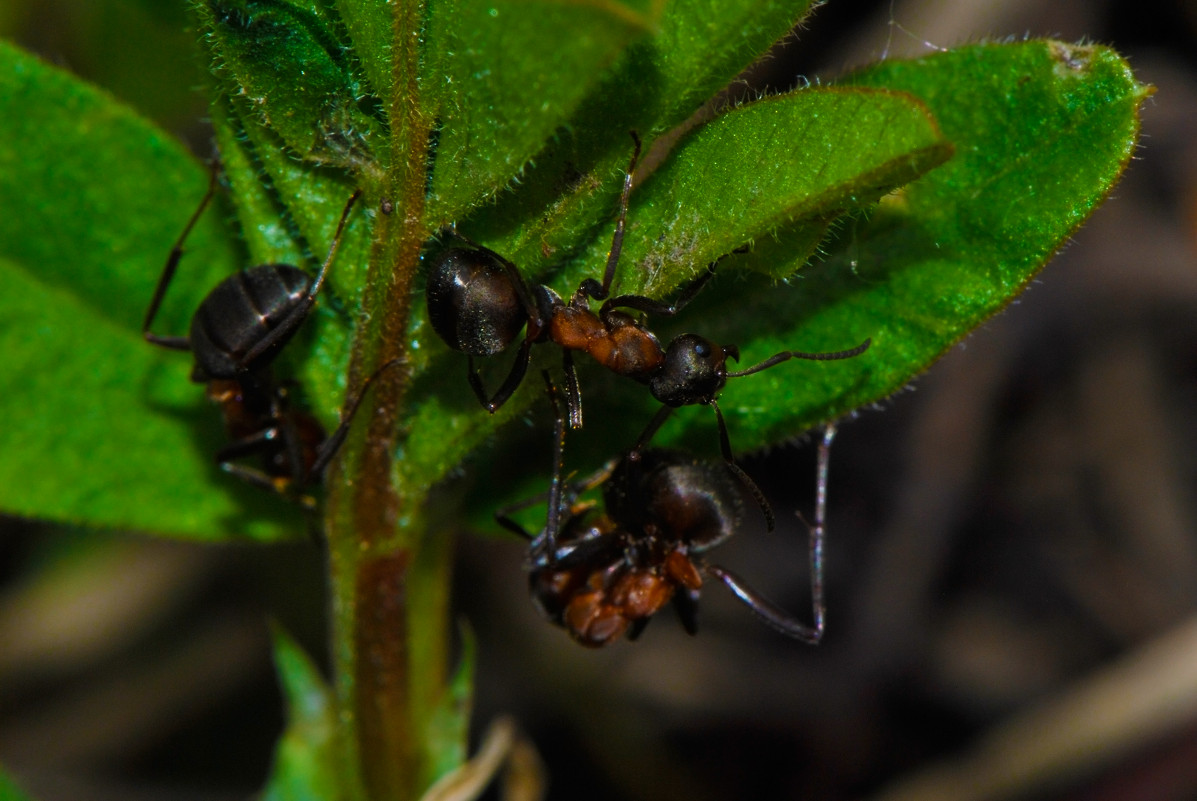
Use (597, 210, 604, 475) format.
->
(3, 0, 1197, 799)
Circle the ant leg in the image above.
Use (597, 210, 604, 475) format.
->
(308, 357, 405, 479)
(252, 381, 319, 497)
(704, 565, 821, 643)
(214, 425, 313, 504)
(628, 404, 675, 460)
(215, 424, 281, 463)
(494, 372, 567, 544)
(143, 168, 219, 350)
(561, 349, 583, 429)
(495, 513, 534, 541)
(467, 335, 534, 413)
(220, 463, 311, 505)
(576, 131, 642, 303)
(279, 402, 310, 490)
(598, 244, 748, 321)
(702, 423, 836, 644)
(807, 424, 835, 638)
(527, 371, 570, 561)
(497, 450, 619, 539)
(710, 399, 775, 532)
(599, 261, 716, 322)
(237, 190, 363, 369)
(495, 471, 570, 541)
(725, 338, 872, 378)
(626, 616, 652, 641)
(671, 587, 701, 635)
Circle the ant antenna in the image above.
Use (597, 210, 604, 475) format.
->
(726, 338, 871, 378)
(309, 357, 404, 478)
(309, 190, 363, 299)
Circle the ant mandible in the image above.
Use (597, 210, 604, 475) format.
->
(143, 168, 382, 501)
(498, 374, 834, 647)
(426, 132, 871, 451)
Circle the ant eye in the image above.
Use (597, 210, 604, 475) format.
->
(694, 342, 710, 358)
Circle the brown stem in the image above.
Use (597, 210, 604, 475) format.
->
(323, 2, 445, 800)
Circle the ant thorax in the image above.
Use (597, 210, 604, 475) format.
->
(548, 301, 665, 380)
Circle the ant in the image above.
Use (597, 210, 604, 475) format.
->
(190, 364, 397, 504)
(498, 374, 835, 647)
(426, 132, 870, 454)
(143, 168, 382, 501)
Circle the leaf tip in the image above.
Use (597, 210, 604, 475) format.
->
(1045, 40, 1155, 102)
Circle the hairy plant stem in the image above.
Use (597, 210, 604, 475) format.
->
(323, 3, 446, 800)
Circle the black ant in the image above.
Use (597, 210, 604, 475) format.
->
(189, 365, 396, 504)
(498, 374, 834, 647)
(143, 169, 382, 501)
(426, 133, 870, 453)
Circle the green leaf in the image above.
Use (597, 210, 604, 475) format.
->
(599, 87, 953, 292)
(454, 39, 1148, 522)
(422, 627, 477, 790)
(199, 0, 381, 172)
(0, 19, 1147, 551)
(0, 41, 307, 540)
(0, 765, 36, 801)
(638, 0, 818, 134)
(397, 85, 951, 495)
(697, 40, 1152, 447)
(260, 626, 340, 801)
(463, 0, 821, 269)
(423, 0, 653, 223)
(332, 0, 394, 110)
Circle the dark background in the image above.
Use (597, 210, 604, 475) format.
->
(3, 0, 1197, 799)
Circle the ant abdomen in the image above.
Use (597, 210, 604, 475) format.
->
(604, 449, 744, 553)
(189, 263, 313, 379)
(426, 247, 530, 357)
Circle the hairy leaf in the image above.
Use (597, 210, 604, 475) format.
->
(201, 0, 380, 170)
(260, 627, 340, 801)
(423, 0, 653, 222)
(703, 40, 1152, 447)
(399, 85, 951, 495)
(0, 41, 305, 540)
(461, 0, 822, 272)
(0, 30, 1148, 548)
(460, 40, 1149, 524)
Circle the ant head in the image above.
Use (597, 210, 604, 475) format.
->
(648, 334, 733, 407)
